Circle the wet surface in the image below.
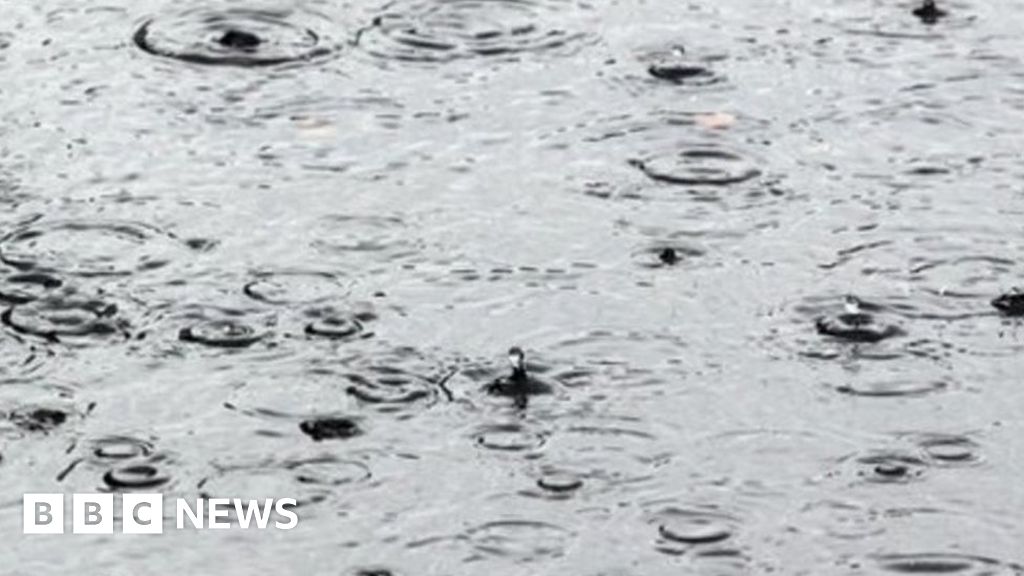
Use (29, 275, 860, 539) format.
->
(3, 0, 1024, 573)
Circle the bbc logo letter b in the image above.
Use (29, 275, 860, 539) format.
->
(24, 494, 64, 534)
(73, 494, 114, 534)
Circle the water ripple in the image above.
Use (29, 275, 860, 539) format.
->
(133, 7, 339, 67)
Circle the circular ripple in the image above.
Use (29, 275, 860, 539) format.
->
(103, 464, 171, 491)
(310, 214, 423, 265)
(356, 0, 593, 64)
(876, 553, 1015, 575)
(0, 272, 63, 304)
(918, 435, 982, 467)
(473, 423, 547, 452)
(345, 368, 438, 409)
(465, 520, 573, 561)
(223, 363, 357, 426)
(343, 347, 443, 413)
(179, 320, 265, 349)
(133, 7, 337, 67)
(655, 507, 735, 546)
(630, 149, 761, 187)
(0, 219, 182, 277)
(2, 294, 127, 343)
(305, 314, 366, 341)
(199, 456, 371, 505)
(536, 473, 583, 494)
(91, 436, 155, 461)
(835, 378, 948, 398)
(853, 451, 927, 484)
(243, 270, 349, 306)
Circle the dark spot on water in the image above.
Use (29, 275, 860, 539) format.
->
(648, 62, 714, 83)
(874, 462, 909, 478)
(218, 29, 261, 50)
(991, 290, 1024, 316)
(9, 407, 68, 433)
(912, 0, 947, 25)
(353, 569, 395, 576)
(299, 417, 363, 442)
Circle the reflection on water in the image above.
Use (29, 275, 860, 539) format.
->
(2, 0, 1024, 573)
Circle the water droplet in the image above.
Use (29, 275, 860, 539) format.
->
(179, 320, 265, 349)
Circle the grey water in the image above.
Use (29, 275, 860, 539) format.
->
(3, 0, 1024, 573)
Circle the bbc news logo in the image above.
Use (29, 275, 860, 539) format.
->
(23, 494, 298, 534)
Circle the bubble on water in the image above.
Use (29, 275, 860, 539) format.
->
(133, 7, 338, 67)
(355, 0, 595, 65)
